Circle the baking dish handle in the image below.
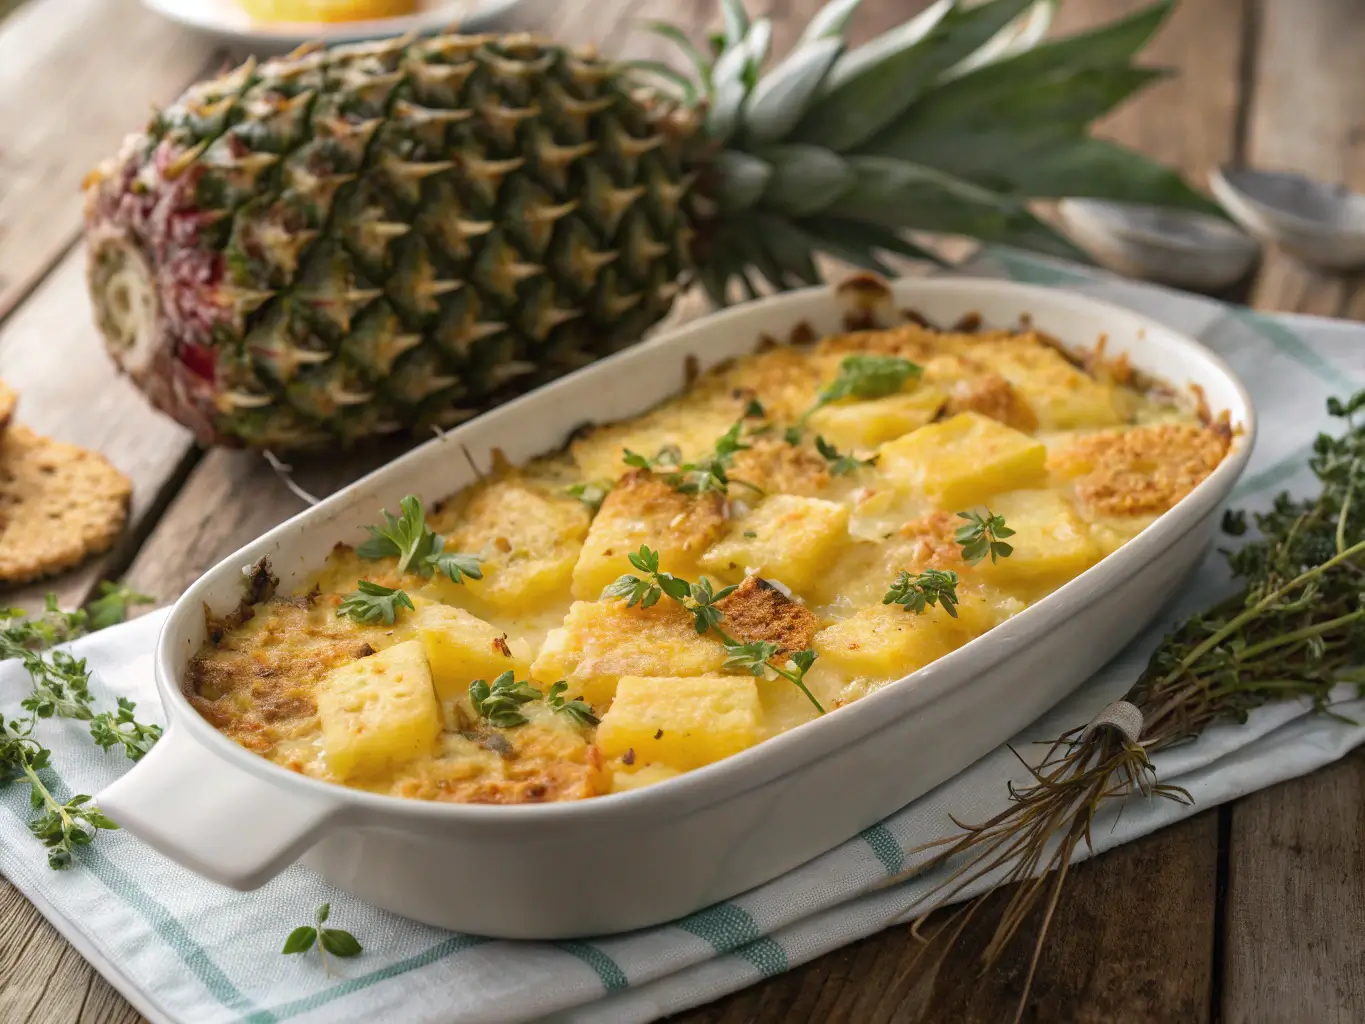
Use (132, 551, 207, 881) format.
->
(98, 724, 342, 891)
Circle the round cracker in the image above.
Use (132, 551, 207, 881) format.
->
(0, 426, 131, 583)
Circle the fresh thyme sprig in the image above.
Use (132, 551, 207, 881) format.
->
(469, 671, 542, 728)
(336, 581, 413, 625)
(814, 436, 877, 476)
(357, 495, 483, 584)
(786, 354, 922, 443)
(1, 717, 119, 868)
(602, 546, 825, 713)
(85, 583, 155, 630)
(546, 682, 599, 726)
(891, 390, 1365, 1021)
(883, 568, 960, 617)
(955, 509, 1015, 565)
(282, 903, 363, 974)
(0, 592, 162, 868)
(625, 422, 761, 497)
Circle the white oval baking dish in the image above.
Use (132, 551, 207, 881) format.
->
(99, 276, 1256, 939)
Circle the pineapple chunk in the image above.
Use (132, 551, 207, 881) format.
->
(972, 490, 1101, 586)
(968, 336, 1127, 429)
(411, 601, 531, 701)
(700, 494, 849, 594)
(806, 386, 946, 449)
(429, 475, 590, 613)
(530, 600, 726, 708)
(878, 412, 1046, 509)
(317, 640, 441, 779)
(814, 603, 966, 680)
(571, 470, 726, 600)
(595, 675, 763, 772)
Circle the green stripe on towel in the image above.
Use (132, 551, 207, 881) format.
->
(0, 776, 266, 1020)
(677, 903, 789, 977)
(555, 940, 629, 992)
(257, 934, 489, 1022)
(860, 823, 905, 875)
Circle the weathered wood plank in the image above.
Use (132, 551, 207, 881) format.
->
(1223, 751, 1365, 1024)
(1246, 0, 1365, 316)
(0, 0, 215, 323)
(672, 813, 1219, 1024)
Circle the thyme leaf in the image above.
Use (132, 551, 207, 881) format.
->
(469, 671, 541, 728)
(336, 581, 413, 625)
(883, 568, 960, 617)
(955, 509, 1015, 565)
(546, 681, 599, 726)
(814, 435, 877, 476)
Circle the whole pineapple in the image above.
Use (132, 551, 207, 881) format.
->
(84, 0, 1207, 450)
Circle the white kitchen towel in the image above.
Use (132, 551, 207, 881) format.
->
(3, 248, 1364, 1024)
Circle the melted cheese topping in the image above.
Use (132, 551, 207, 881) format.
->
(189, 323, 1232, 804)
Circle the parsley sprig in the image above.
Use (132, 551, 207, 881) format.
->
(884, 568, 961, 617)
(786, 354, 922, 443)
(470, 671, 541, 728)
(337, 581, 413, 625)
(602, 546, 825, 713)
(357, 495, 482, 584)
(814, 436, 877, 476)
(282, 903, 363, 974)
(624, 423, 761, 497)
(547, 681, 600, 726)
(956, 510, 1015, 565)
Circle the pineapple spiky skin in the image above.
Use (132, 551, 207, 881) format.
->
(85, 2, 1217, 451)
(85, 35, 701, 448)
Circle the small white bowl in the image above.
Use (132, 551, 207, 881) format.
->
(1210, 166, 1365, 271)
(1060, 198, 1259, 291)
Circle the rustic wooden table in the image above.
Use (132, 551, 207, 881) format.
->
(1, 0, 1362, 1020)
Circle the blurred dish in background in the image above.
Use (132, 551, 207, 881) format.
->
(143, 0, 531, 50)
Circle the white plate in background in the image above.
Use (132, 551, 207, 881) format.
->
(143, 0, 533, 52)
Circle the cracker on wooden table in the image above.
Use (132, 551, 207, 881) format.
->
(0, 426, 131, 583)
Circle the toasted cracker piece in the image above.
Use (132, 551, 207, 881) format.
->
(0, 426, 131, 582)
(0, 380, 16, 434)
(717, 576, 818, 654)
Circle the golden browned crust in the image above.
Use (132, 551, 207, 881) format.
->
(0, 426, 131, 583)
(599, 469, 726, 555)
(896, 511, 967, 570)
(729, 438, 830, 497)
(940, 373, 1038, 432)
(393, 728, 607, 804)
(717, 576, 818, 654)
(1049, 423, 1232, 516)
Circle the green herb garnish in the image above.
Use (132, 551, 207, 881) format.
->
(85, 582, 155, 630)
(357, 495, 482, 583)
(814, 435, 877, 476)
(883, 568, 960, 617)
(624, 424, 761, 497)
(786, 354, 922, 443)
(603, 546, 824, 713)
(336, 581, 413, 625)
(743, 398, 766, 419)
(955, 509, 1015, 565)
(282, 903, 363, 973)
(546, 681, 599, 726)
(0, 595, 161, 868)
(566, 481, 611, 513)
(470, 671, 542, 728)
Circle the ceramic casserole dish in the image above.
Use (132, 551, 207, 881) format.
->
(99, 275, 1256, 938)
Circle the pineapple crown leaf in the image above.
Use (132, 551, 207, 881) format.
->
(798, 0, 866, 46)
(683, 0, 1220, 303)
(794, 0, 1040, 153)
